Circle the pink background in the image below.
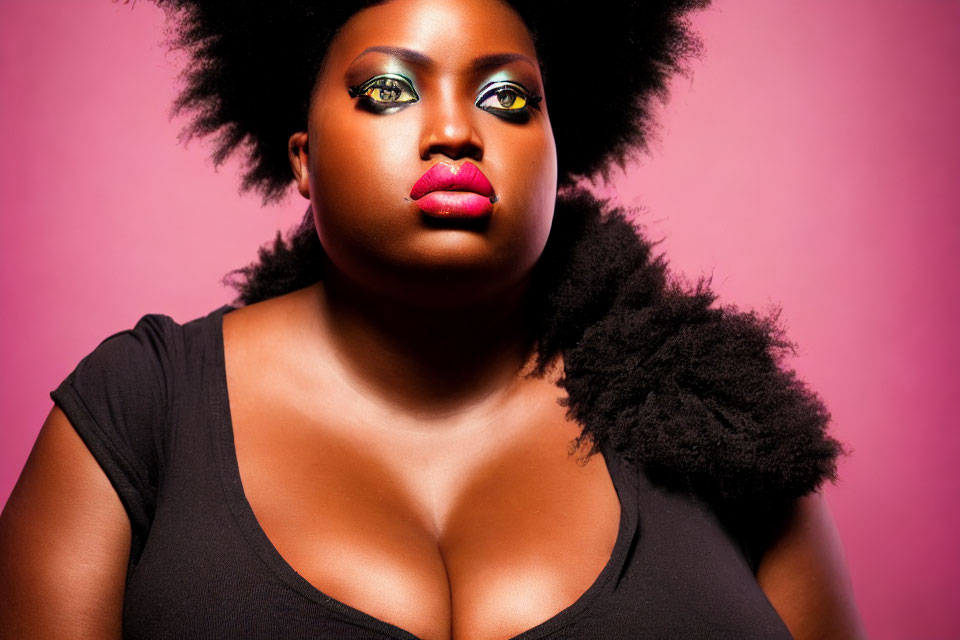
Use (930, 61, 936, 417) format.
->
(1, 1, 958, 637)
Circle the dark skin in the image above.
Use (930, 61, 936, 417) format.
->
(0, 0, 866, 638)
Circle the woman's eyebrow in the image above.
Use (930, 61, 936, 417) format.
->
(350, 47, 537, 73)
(351, 46, 433, 68)
(470, 52, 537, 73)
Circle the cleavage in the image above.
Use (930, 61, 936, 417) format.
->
(229, 395, 622, 640)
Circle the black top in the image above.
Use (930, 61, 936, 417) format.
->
(51, 305, 793, 639)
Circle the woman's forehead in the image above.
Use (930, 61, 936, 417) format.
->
(324, 0, 539, 73)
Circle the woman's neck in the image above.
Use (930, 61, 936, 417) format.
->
(310, 269, 537, 421)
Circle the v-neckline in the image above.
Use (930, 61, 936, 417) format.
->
(209, 304, 639, 640)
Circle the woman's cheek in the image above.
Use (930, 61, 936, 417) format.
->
(310, 117, 413, 234)
(512, 128, 557, 235)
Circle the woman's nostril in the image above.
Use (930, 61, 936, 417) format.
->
(423, 144, 483, 163)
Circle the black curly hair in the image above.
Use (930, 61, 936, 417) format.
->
(149, 0, 841, 523)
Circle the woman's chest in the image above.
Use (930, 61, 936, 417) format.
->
(128, 392, 793, 640)
(225, 387, 622, 640)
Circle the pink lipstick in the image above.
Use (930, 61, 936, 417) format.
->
(410, 162, 496, 218)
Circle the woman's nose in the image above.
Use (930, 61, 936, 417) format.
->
(418, 89, 484, 162)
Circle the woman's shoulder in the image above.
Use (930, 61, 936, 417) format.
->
(49, 300, 243, 482)
(221, 284, 321, 359)
(80, 284, 320, 367)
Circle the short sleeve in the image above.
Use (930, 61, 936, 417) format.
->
(50, 314, 180, 554)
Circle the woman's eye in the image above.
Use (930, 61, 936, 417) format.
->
(349, 74, 419, 112)
(475, 81, 542, 123)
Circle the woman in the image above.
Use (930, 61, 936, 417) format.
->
(0, 0, 865, 638)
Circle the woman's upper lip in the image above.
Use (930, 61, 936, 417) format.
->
(410, 161, 494, 200)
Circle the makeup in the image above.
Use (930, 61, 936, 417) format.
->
(410, 162, 496, 219)
(348, 73, 419, 114)
(475, 80, 541, 123)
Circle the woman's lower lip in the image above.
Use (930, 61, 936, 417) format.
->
(415, 191, 494, 218)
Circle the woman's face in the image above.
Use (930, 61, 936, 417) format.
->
(289, 0, 557, 306)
